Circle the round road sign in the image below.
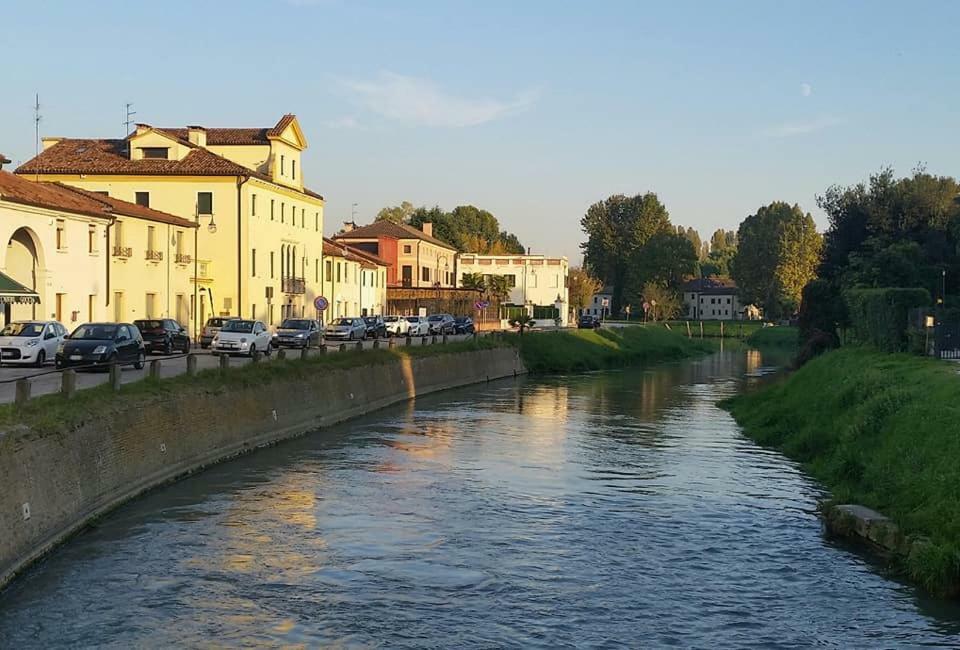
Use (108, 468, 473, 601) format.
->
(314, 296, 329, 311)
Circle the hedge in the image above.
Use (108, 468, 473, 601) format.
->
(844, 287, 931, 352)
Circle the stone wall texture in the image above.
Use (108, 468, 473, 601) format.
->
(0, 347, 525, 589)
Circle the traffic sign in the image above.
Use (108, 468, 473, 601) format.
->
(314, 296, 329, 311)
(474, 300, 490, 310)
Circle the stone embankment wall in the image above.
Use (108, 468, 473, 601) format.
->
(0, 347, 525, 589)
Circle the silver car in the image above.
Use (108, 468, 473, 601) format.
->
(405, 316, 430, 336)
(0, 320, 67, 367)
(324, 317, 367, 341)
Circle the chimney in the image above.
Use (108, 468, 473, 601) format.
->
(526, 247, 531, 255)
(342, 221, 356, 233)
(422, 222, 433, 237)
(0, 154, 10, 170)
(134, 123, 151, 136)
(187, 126, 207, 148)
(41, 137, 63, 151)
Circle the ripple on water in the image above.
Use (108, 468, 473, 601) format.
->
(1, 353, 960, 647)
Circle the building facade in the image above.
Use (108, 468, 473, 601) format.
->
(682, 277, 743, 320)
(0, 168, 196, 329)
(320, 238, 388, 321)
(457, 253, 569, 326)
(333, 221, 457, 289)
(16, 115, 325, 336)
(583, 287, 613, 318)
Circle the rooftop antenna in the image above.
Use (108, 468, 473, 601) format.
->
(33, 93, 41, 181)
(123, 102, 136, 137)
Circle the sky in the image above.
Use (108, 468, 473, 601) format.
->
(2, 0, 959, 263)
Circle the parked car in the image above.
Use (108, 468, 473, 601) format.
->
(578, 314, 601, 329)
(211, 319, 272, 357)
(134, 318, 191, 355)
(200, 316, 238, 349)
(383, 315, 410, 337)
(363, 316, 387, 339)
(0, 320, 67, 367)
(427, 313, 456, 335)
(325, 317, 367, 341)
(405, 316, 430, 337)
(273, 318, 323, 349)
(56, 322, 146, 370)
(453, 316, 475, 335)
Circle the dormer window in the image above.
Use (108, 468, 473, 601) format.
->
(141, 147, 169, 159)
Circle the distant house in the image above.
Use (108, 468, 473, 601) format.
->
(584, 287, 614, 318)
(682, 277, 748, 321)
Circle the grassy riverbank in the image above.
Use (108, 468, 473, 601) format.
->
(724, 347, 960, 594)
(514, 325, 714, 373)
(744, 326, 799, 349)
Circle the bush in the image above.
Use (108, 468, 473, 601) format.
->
(798, 279, 843, 347)
(844, 287, 931, 352)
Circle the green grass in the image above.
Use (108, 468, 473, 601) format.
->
(661, 320, 766, 339)
(0, 337, 507, 434)
(512, 325, 714, 373)
(723, 347, 960, 594)
(745, 326, 799, 349)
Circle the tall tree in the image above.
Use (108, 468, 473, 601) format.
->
(732, 202, 822, 318)
(568, 267, 603, 314)
(375, 201, 415, 224)
(461, 272, 486, 291)
(580, 193, 672, 313)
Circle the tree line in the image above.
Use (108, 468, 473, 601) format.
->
(376, 201, 525, 255)
(577, 193, 821, 320)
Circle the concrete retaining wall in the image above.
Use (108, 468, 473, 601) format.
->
(0, 347, 525, 589)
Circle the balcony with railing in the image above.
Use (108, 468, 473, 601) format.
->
(175, 253, 193, 264)
(282, 277, 306, 294)
(112, 245, 133, 258)
(146, 249, 164, 261)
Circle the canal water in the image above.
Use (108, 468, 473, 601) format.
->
(2, 349, 960, 647)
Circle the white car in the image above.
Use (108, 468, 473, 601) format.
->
(405, 316, 430, 336)
(0, 320, 68, 367)
(383, 315, 410, 337)
(212, 319, 272, 357)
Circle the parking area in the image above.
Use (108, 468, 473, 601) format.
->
(0, 333, 478, 405)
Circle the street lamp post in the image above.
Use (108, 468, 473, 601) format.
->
(192, 207, 217, 342)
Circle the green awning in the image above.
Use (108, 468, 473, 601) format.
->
(0, 271, 39, 305)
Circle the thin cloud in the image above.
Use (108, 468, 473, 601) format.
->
(325, 116, 362, 130)
(761, 115, 843, 137)
(340, 71, 539, 127)
(800, 83, 812, 97)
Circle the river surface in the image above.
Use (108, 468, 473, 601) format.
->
(2, 349, 960, 648)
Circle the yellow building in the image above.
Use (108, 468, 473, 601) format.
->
(333, 221, 457, 289)
(16, 114, 325, 336)
(0, 166, 196, 328)
(321, 238, 388, 320)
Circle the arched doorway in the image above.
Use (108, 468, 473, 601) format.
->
(4, 227, 44, 323)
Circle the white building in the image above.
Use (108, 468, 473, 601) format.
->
(457, 253, 569, 326)
(682, 277, 744, 320)
(583, 287, 613, 318)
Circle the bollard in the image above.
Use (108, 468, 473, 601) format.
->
(277, 348, 287, 360)
(251, 350, 261, 363)
(109, 363, 122, 391)
(149, 359, 162, 380)
(356, 341, 364, 351)
(14, 378, 30, 406)
(300, 347, 309, 360)
(61, 368, 76, 399)
(406, 336, 412, 347)
(317, 344, 327, 355)
(442, 334, 448, 344)
(186, 353, 197, 376)
(388, 337, 396, 349)
(422, 336, 428, 346)
(373, 340, 381, 349)
(339, 343, 347, 353)
(432, 335, 437, 344)
(219, 353, 230, 373)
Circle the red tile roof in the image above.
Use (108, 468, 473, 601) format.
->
(0, 170, 196, 228)
(322, 237, 390, 269)
(157, 114, 297, 146)
(682, 276, 738, 294)
(334, 220, 456, 251)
